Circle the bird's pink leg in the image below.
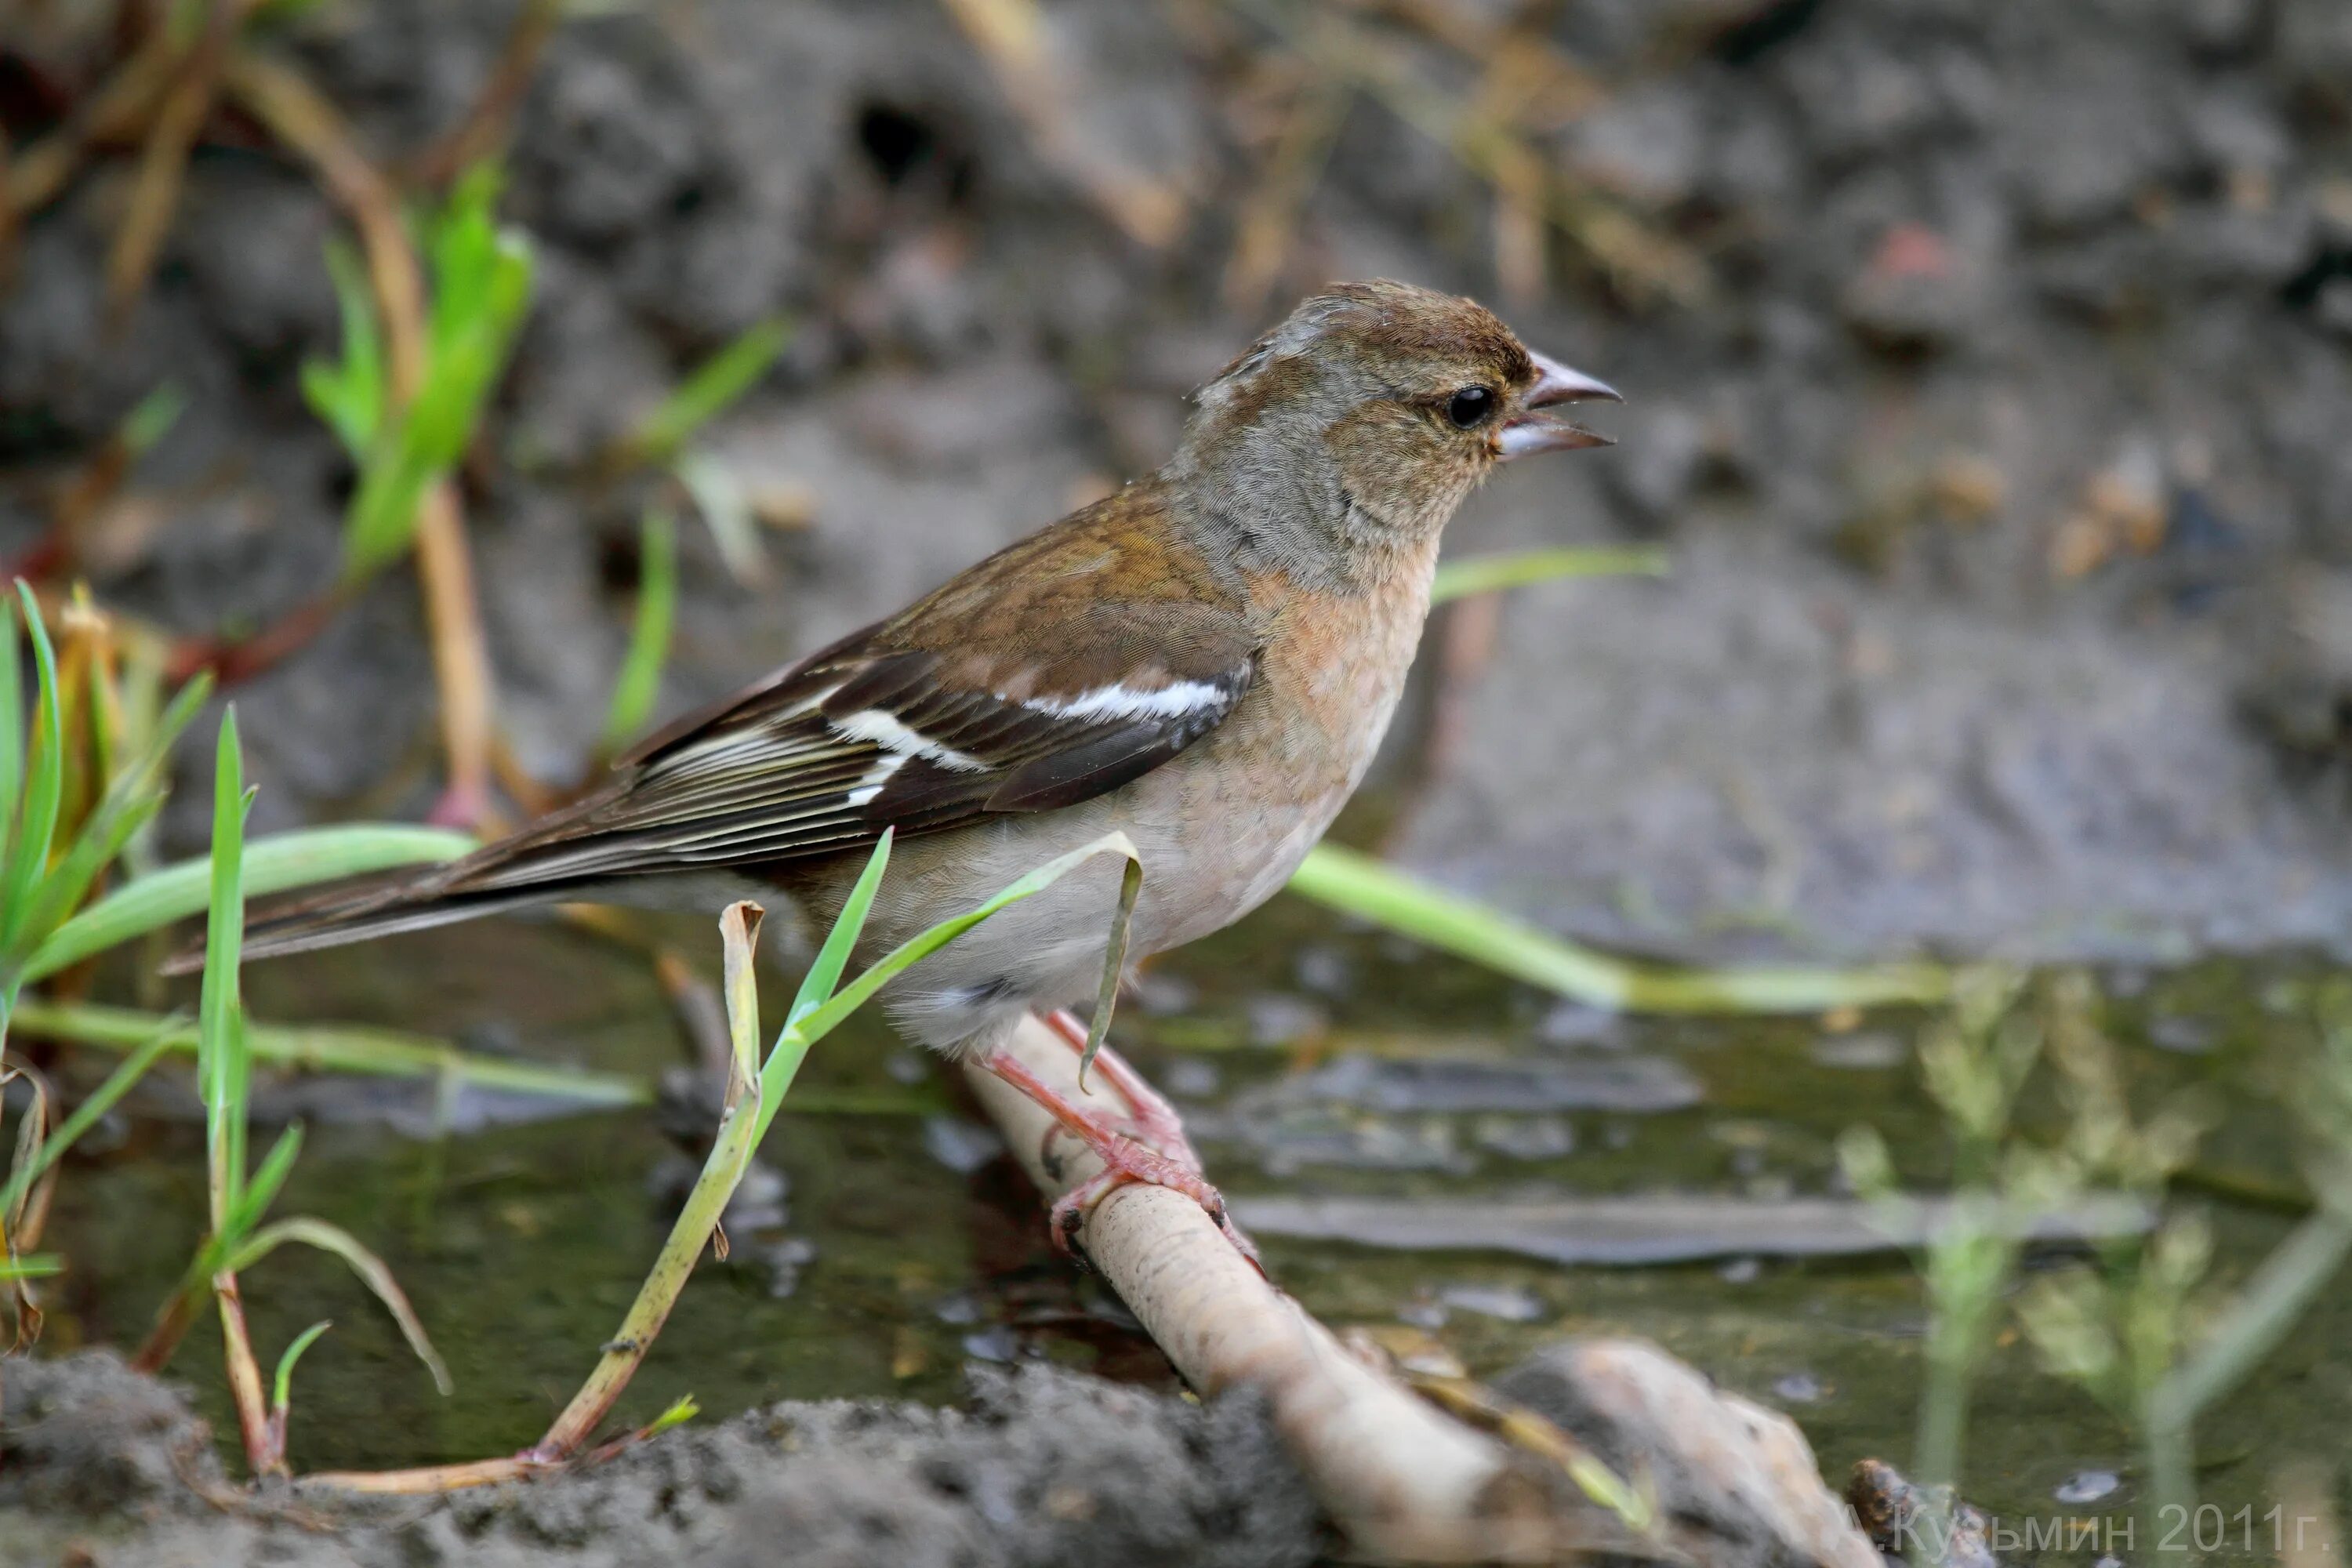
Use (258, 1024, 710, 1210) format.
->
(1040, 1008, 1193, 1156)
(978, 1022, 1259, 1269)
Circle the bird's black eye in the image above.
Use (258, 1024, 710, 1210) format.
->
(1446, 387, 1494, 428)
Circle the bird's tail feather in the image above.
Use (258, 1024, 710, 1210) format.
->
(162, 870, 549, 975)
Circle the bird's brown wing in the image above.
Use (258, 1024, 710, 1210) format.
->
(437, 596, 1258, 897)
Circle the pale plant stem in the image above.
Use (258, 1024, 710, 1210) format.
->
(529, 1071, 760, 1460)
(214, 1272, 274, 1476)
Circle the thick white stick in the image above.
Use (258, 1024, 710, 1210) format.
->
(964, 1014, 1573, 1562)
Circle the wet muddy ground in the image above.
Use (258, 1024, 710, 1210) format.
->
(9, 906, 2347, 1563)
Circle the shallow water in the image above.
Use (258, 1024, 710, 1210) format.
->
(24, 898, 2348, 1562)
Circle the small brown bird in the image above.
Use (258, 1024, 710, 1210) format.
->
(228, 281, 1619, 1251)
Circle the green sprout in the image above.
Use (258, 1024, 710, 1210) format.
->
(1428, 546, 1669, 604)
(601, 507, 678, 755)
(303, 165, 535, 583)
(619, 315, 791, 471)
(1287, 843, 1947, 1014)
(2017, 977, 2352, 1535)
(132, 708, 448, 1477)
(1838, 969, 2059, 1507)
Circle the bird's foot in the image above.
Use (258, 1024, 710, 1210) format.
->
(1040, 1009, 1194, 1157)
(978, 1022, 1261, 1273)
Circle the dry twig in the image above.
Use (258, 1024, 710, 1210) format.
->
(963, 1012, 1609, 1562)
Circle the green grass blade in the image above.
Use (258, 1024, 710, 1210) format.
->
(25, 825, 474, 982)
(1, 583, 64, 955)
(752, 832, 1138, 1148)
(14, 673, 210, 954)
(626, 317, 790, 466)
(198, 708, 252, 1228)
(272, 1319, 332, 1412)
(1286, 843, 1948, 1014)
(0, 1020, 177, 1222)
(120, 382, 187, 458)
(601, 508, 678, 754)
(8, 997, 651, 1106)
(1428, 546, 1670, 605)
(223, 1214, 450, 1395)
(222, 1123, 306, 1244)
(0, 591, 22, 877)
(2151, 1207, 2352, 1427)
(301, 239, 384, 458)
(643, 1395, 699, 1438)
(0, 1254, 60, 1282)
(1076, 855, 1143, 1090)
(786, 830, 892, 1028)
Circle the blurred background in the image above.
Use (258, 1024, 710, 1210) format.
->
(5, 0, 2352, 1555)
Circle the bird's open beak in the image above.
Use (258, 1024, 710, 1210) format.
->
(1497, 350, 1622, 459)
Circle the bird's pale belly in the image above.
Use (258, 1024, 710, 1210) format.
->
(851, 561, 1433, 1057)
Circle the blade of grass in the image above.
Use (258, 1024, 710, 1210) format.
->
(531, 899, 771, 1460)
(24, 825, 475, 982)
(219, 1123, 305, 1247)
(221, 1214, 450, 1396)
(0, 588, 24, 877)
(1076, 855, 1142, 1091)
(600, 508, 677, 754)
(0, 1255, 60, 1281)
(2151, 1206, 2352, 1430)
(1, 583, 65, 955)
(300, 238, 384, 458)
(198, 708, 253, 1229)
(13, 672, 209, 953)
(266, 1313, 336, 1468)
(1428, 546, 1669, 605)
(1, 1058, 47, 1238)
(1287, 843, 1948, 1014)
(754, 830, 1141, 1147)
(0, 1020, 178, 1221)
(619, 317, 789, 470)
(9, 996, 651, 1105)
(785, 829, 893, 1028)
(272, 1318, 332, 1414)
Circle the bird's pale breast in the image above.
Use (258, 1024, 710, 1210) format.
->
(846, 540, 1442, 1057)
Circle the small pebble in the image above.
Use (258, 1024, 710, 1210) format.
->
(1247, 993, 1327, 1047)
(1538, 999, 1624, 1047)
(758, 1236, 816, 1299)
(2147, 1014, 2215, 1055)
(1294, 945, 1352, 996)
(1396, 1297, 1450, 1330)
(1718, 1256, 1762, 1284)
(1773, 1372, 1824, 1403)
(933, 1291, 981, 1325)
(2055, 1470, 2121, 1504)
(885, 1050, 931, 1085)
(1439, 1283, 1548, 1323)
(962, 1326, 1023, 1363)
(1810, 1033, 1906, 1070)
(1162, 1057, 1221, 1098)
(921, 1115, 1006, 1174)
(1131, 971, 1198, 1016)
(1472, 1114, 1577, 1160)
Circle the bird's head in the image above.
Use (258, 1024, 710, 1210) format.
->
(1178, 279, 1620, 566)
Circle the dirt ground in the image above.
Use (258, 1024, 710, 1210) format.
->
(1, 1349, 1324, 1566)
(3, 0, 2350, 1560)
